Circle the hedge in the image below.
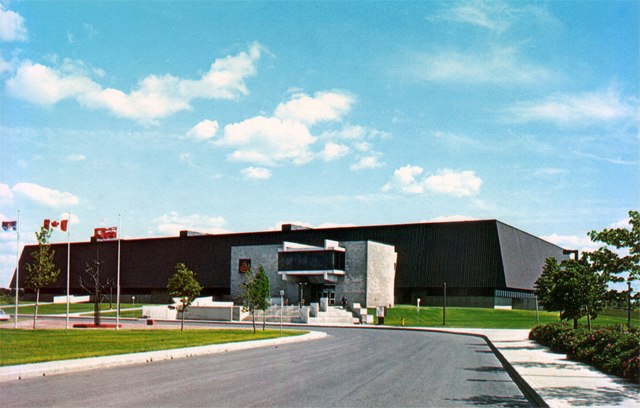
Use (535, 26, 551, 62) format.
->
(529, 322, 639, 383)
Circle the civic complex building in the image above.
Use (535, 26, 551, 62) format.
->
(11, 219, 568, 310)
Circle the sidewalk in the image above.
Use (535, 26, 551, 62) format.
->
(432, 328, 640, 408)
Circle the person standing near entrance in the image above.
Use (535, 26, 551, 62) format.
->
(341, 296, 347, 310)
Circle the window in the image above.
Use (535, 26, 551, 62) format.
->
(278, 250, 345, 271)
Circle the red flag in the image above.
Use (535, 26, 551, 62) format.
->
(44, 219, 69, 232)
(94, 227, 117, 240)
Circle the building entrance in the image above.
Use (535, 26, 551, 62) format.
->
(298, 282, 335, 306)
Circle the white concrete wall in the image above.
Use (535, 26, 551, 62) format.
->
(338, 241, 368, 307)
(53, 295, 90, 304)
(366, 241, 397, 307)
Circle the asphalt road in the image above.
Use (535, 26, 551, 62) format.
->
(2, 327, 531, 407)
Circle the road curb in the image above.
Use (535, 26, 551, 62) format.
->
(0, 330, 327, 383)
(474, 332, 548, 408)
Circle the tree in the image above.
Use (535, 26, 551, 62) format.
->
(535, 256, 608, 329)
(79, 248, 114, 327)
(25, 227, 61, 329)
(167, 263, 202, 331)
(588, 210, 639, 327)
(240, 265, 271, 334)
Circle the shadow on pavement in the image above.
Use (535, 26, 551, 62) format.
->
(465, 365, 506, 373)
(540, 385, 639, 406)
(514, 361, 585, 371)
(447, 394, 531, 407)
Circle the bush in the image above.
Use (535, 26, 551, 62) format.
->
(530, 323, 640, 383)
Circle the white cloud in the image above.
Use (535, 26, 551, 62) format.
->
(5, 43, 262, 123)
(320, 143, 350, 162)
(153, 211, 227, 236)
(7, 61, 100, 106)
(320, 125, 366, 140)
(0, 53, 18, 74)
(609, 217, 630, 229)
(12, 183, 80, 207)
(424, 169, 483, 197)
(66, 153, 86, 161)
(0, 183, 13, 203)
(534, 167, 566, 177)
(0, 5, 28, 42)
(354, 141, 372, 152)
(383, 166, 482, 197)
(429, 215, 479, 222)
(319, 125, 387, 169)
(58, 212, 80, 226)
(351, 155, 383, 171)
(431, 1, 561, 33)
(409, 47, 550, 85)
(241, 166, 272, 180)
(507, 87, 639, 126)
(274, 91, 354, 125)
(215, 91, 386, 168)
(382, 165, 426, 194)
(220, 116, 316, 165)
(541, 233, 598, 253)
(185, 119, 219, 141)
(442, 1, 510, 32)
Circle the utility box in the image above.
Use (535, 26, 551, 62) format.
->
(377, 306, 385, 324)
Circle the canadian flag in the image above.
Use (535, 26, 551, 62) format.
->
(44, 219, 69, 232)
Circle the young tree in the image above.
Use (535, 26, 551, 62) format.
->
(535, 256, 608, 329)
(25, 227, 61, 329)
(167, 263, 202, 331)
(79, 249, 114, 327)
(240, 266, 271, 334)
(588, 210, 639, 326)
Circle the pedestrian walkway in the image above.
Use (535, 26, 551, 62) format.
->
(431, 328, 640, 408)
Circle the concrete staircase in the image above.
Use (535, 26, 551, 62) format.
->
(307, 306, 356, 325)
(242, 305, 303, 323)
(241, 305, 357, 325)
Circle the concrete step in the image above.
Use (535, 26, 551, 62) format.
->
(307, 307, 355, 325)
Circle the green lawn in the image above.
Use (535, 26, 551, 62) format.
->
(100, 309, 143, 318)
(383, 306, 639, 329)
(1, 302, 148, 315)
(0, 329, 306, 366)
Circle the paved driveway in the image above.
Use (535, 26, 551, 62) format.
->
(2, 327, 530, 407)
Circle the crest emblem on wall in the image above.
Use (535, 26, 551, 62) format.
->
(239, 259, 251, 273)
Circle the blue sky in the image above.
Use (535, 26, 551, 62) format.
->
(1, 1, 638, 287)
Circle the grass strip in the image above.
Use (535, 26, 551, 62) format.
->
(2, 303, 148, 315)
(383, 306, 638, 329)
(0, 329, 306, 366)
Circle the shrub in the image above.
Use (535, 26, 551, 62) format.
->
(529, 321, 574, 352)
(530, 323, 640, 383)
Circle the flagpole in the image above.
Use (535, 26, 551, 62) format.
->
(65, 211, 71, 330)
(14, 210, 20, 329)
(116, 214, 121, 331)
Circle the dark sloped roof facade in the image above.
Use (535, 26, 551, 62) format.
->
(11, 220, 567, 297)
